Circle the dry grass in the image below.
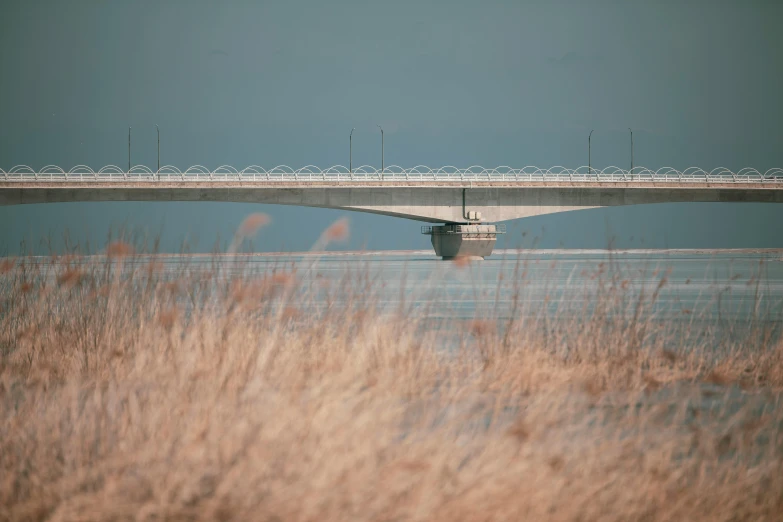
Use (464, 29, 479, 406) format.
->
(1, 230, 782, 521)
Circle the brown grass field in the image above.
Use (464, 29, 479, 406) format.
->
(1, 217, 782, 521)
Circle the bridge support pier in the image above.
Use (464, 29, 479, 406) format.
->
(421, 224, 505, 260)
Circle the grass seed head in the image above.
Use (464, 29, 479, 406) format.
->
(0, 258, 14, 274)
(704, 370, 733, 386)
(508, 419, 531, 442)
(324, 217, 350, 242)
(469, 319, 495, 337)
(281, 306, 300, 322)
(158, 307, 179, 330)
(56, 268, 85, 288)
(237, 213, 270, 238)
(106, 241, 134, 259)
(452, 256, 472, 268)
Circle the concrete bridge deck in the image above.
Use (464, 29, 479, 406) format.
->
(3, 179, 782, 223)
(3, 165, 781, 258)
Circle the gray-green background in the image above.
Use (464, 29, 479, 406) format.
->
(1, 0, 782, 254)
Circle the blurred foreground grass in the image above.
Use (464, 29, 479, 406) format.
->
(1, 220, 782, 521)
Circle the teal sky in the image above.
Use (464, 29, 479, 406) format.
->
(1, 0, 782, 253)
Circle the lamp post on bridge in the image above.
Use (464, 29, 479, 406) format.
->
(128, 127, 131, 173)
(628, 128, 634, 178)
(377, 125, 384, 179)
(588, 129, 594, 176)
(349, 128, 354, 176)
(156, 125, 160, 180)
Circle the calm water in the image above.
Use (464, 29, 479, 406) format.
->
(29, 249, 783, 328)
(166, 249, 783, 322)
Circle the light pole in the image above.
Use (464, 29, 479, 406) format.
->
(349, 127, 354, 175)
(128, 127, 131, 173)
(628, 127, 634, 177)
(377, 125, 384, 177)
(588, 129, 594, 176)
(156, 125, 160, 179)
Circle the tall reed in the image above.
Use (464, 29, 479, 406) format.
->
(1, 221, 782, 521)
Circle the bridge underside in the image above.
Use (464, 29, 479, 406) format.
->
(2, 183, 781, 258)
(3, 184, 781, 221)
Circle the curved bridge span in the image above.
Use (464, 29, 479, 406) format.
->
(3, 165, 782, 259)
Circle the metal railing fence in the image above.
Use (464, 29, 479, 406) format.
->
(2, 165, 782, 184)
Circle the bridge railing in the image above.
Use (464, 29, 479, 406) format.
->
(2, 166, 782, 184)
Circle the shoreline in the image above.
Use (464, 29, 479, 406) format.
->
(6, 247, 783, 260)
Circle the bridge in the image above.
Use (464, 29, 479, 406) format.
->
(2, 165, 782, 259)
